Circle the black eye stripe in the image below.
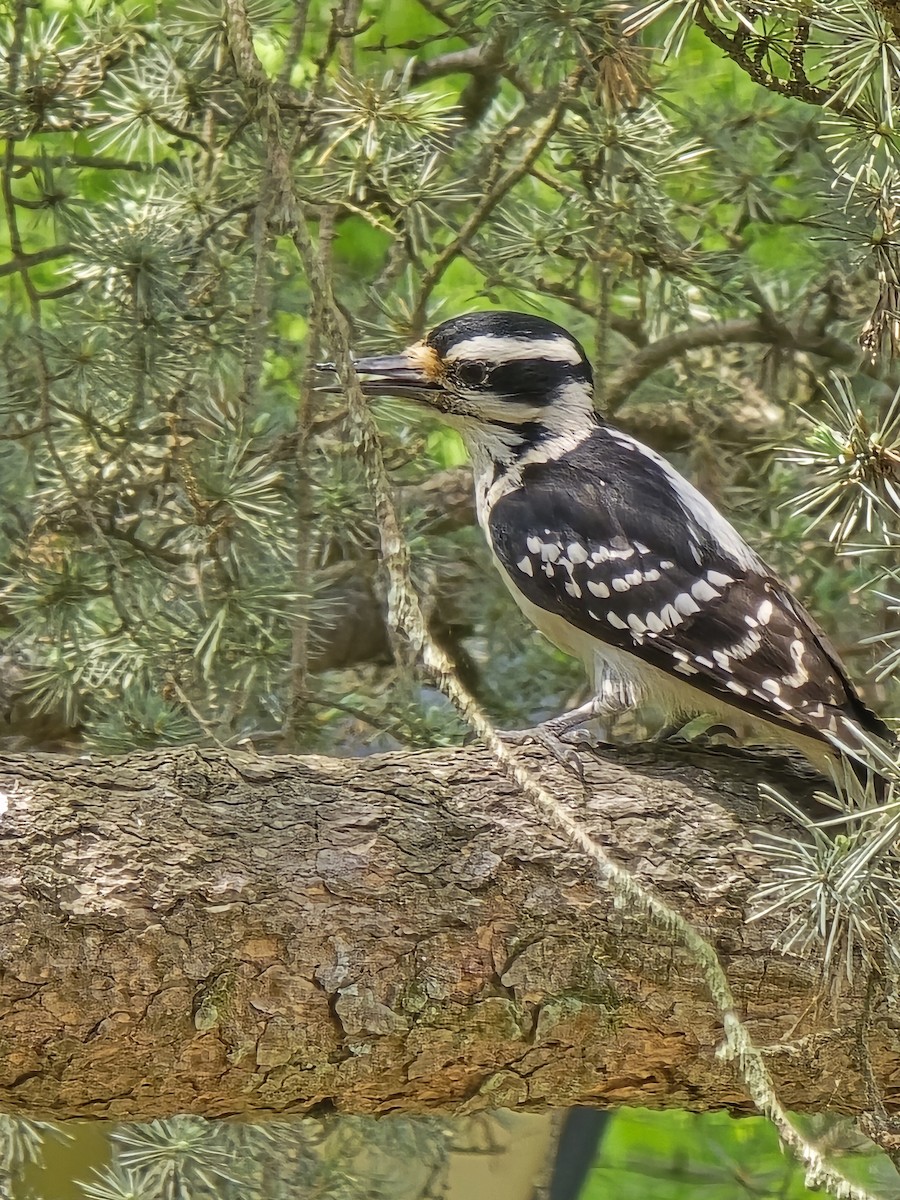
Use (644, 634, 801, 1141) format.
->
(459, 359, 591, 399)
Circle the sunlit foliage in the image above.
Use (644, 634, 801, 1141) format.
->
(5, 0, 900, 1195)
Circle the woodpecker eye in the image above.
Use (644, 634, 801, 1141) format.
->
(455, 361, 489, 388)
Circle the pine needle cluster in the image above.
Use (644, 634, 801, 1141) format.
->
(3, 3, 900, 1184)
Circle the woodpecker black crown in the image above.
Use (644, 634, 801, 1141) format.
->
(426, 311, 594, 406)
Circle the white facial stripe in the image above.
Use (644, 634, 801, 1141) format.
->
(461, 381, 591, 430)
(544, 380, 594, 405)
(444, 335, 583, 366)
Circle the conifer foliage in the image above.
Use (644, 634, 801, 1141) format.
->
(4, 3, 900, 1194)
(2, 0, 900, 761)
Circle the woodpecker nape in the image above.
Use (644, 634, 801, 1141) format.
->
(326, 310, 896, 782)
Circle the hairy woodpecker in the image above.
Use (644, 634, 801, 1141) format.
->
(335, 310, 894, 777)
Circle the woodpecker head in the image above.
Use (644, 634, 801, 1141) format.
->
(336, 311, 597, 459)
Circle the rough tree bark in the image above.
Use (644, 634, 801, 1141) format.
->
(0, 741, 895, 1123)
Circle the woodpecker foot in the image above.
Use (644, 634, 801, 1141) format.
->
(501, 697, 617, 780)
(500, 723, 588, 780)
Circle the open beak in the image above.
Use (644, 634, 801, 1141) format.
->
(316, 352, 441, 399)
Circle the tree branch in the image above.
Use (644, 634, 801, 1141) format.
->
(410, 87, 570, 328)
(693, 8, 845, 113)
(603, 318, 871, 412)
(0, 244, 73, 279)
(411, 45, 497, 81)
(0, 740, 894, 1123)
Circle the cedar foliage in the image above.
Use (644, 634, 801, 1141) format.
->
(3, 0, 900, 762)
(4, 2, 900, 1197)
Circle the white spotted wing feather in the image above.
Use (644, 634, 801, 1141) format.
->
(486, 425, 893, 764)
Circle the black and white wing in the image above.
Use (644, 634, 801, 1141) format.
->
(488, 426, 893, 759)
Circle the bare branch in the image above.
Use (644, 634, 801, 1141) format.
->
(411, 87, 571, 328)
(0, 244, 73, 279)
(693, 7, 847, 113)
(603, 318, 871, 412)
(0, 739, 893, 1129)
(411, 45, 496, 80)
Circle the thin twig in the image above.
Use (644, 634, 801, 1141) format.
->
(693, 7, 850, 114)
(0, 244, 73, 278)
(278, 0, 312, 86)
(10, 152, 150, 171)
(282, 213, 331, 750)
(411, 87, 571, 329)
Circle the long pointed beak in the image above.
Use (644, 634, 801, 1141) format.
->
(316, 348, 442, 398)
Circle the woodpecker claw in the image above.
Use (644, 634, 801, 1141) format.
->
(500, 723, 589, 781)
